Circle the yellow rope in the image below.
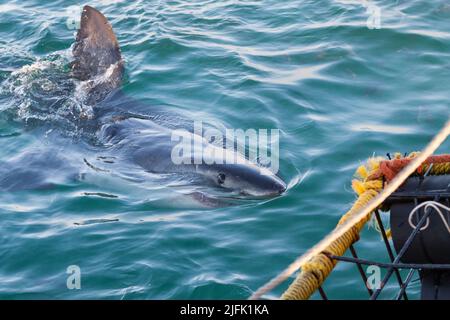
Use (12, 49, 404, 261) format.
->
(281, 154, 450, 300)
(422, 162, 450, 175)
(249, 120, 450, 300)
(282, 159, 383, 300)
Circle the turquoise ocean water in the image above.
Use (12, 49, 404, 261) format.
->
(0, 0, 449, 299)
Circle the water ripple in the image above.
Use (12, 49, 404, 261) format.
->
(0, 0, 449, 299)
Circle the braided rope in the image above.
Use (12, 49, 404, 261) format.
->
(249, 120, 450, 300)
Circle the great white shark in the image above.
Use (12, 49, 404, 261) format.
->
(2, 6, 287, 202)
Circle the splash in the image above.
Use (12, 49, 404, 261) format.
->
(0, 51, 95, 136)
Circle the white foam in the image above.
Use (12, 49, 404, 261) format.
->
(1, 52, 93, 124)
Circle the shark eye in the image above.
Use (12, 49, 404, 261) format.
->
(217, 173, 226, 185)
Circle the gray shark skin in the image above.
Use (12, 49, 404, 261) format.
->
(2, 6, 286, 202)
(73, 5, 286, 200)
(96, 114, 286, 198)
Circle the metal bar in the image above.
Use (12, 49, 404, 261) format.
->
(325, 254, 450, 270)
(370, 200, 435, 300)
(373, 209, 408, 300)
(387, 191, 450, 200)
(424, 163, 434, 176)
(318, 286, 328, 300)
(396, 269, 416, 300)
(349, 245, 373, 296)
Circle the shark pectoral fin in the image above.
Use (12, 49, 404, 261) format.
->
(72, 5, 124, 104)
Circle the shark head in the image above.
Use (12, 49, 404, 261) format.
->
(171, 132, 287, 198)
(196, 161, 286, 198)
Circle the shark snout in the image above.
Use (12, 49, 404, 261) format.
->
(238, 172, 286, 198)
(199, 163, 287, 198)
(275, 178, 287, 194)
(261, 172, 287, 196)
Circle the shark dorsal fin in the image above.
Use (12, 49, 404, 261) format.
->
(72, 6, 124, 104)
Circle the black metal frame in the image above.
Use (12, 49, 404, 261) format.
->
(316, 176, 450, 300)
